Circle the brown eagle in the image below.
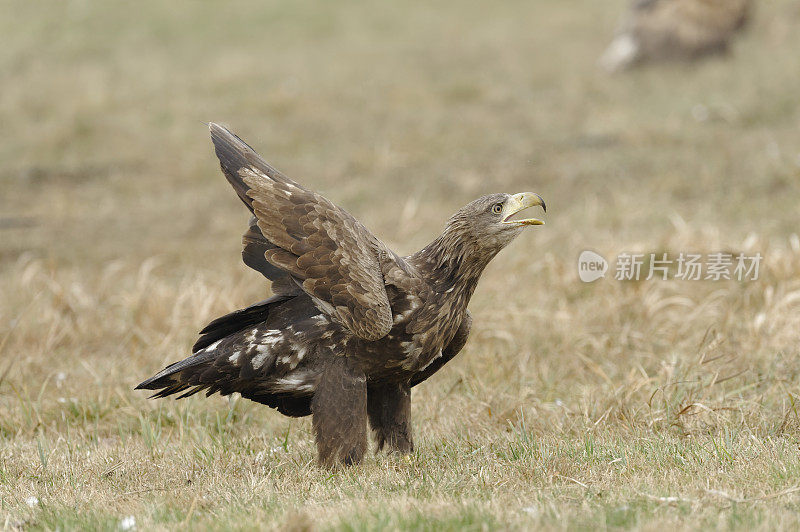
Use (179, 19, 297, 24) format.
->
(137, 124, 546, 466)
(600, 0, 751, 72)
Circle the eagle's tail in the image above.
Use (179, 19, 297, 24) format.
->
(135, 295, 288, 398)
(134, 350, 216, 399)
(135, 292, 313, 416)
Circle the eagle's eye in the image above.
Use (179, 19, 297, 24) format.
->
(491, 203, 503, 215)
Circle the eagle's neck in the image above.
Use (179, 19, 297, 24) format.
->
(411, 225, 498, 302)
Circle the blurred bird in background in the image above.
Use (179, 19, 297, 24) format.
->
(600, 0, 752, 72)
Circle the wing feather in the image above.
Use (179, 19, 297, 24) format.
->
(209, 123, 394, 341)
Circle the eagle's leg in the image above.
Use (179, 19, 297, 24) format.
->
(311, 356, 368, 467)
(367, 383, 413, 454)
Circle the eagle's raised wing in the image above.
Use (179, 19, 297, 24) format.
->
(209, 123, 394, 341)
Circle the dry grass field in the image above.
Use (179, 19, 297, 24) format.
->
(2, 0, 800, 530)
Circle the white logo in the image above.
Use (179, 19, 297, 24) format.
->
(578, 250, 608, 283)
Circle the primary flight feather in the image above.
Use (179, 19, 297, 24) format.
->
(137, 123, 546, 466)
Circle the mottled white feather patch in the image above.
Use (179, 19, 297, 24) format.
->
(204, 340, 222, 352)
(255, 343, 270, 354)
(393, 308, 415, 324)
(258, 330, 284, 347)
(418, 350, 443, 372)
(251, 352, 271, 370)
(272, 373, 315, 393)
(400, 344, 424, 369)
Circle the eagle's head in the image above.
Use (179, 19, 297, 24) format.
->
(446, 192, 546, 253)
(414, 191, 546, 285)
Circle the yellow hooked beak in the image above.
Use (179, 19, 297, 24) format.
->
(501, 192, 546, 226)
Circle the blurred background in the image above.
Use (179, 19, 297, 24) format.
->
(2, 0, 800, 529)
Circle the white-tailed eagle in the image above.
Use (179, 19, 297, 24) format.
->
(601, 0, 751, 72)
(137, 124, 546, 466)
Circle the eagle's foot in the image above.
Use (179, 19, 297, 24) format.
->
(311, 356, 368, 467)
(368, 383, 414, 454)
